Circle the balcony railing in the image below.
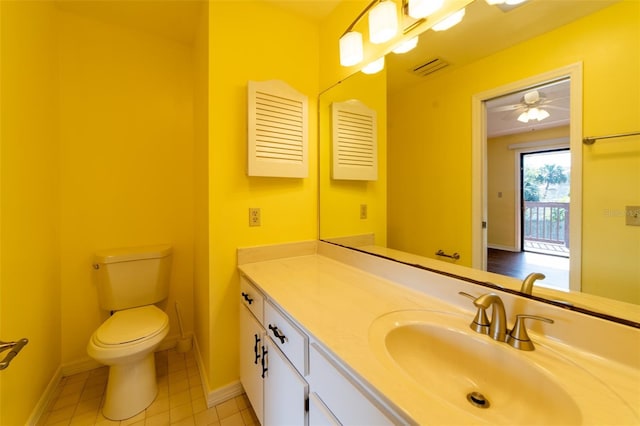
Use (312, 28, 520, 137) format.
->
(523, 202, 570, 248)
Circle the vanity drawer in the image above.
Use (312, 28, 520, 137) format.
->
(265, 301, 308, 376)
(240, 276, 264, 323)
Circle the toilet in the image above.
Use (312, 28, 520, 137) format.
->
(87, 244, 172, 420)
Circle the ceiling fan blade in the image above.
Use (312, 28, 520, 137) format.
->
(544, 104, 569, 111)
(490, 104, 522, 112)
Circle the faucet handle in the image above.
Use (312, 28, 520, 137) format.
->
(507, 314, 554, 351)
(458, 292, 490, 335)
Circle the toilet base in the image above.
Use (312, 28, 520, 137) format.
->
(102, 352, 158, 420)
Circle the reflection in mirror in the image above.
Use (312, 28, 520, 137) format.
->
(319, 0, 640, 325)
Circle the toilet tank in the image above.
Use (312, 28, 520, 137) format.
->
(93, 244, 172, 311)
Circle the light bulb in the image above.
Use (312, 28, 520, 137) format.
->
(392, 37, 418, 54)
(369, 0, 398, 44)
(517, 111, 529, 123)
(432, 8, 466, 31)
(408, 0, 443, 19)
(362, 57, 385, 75)
(339, 31, 363, 67)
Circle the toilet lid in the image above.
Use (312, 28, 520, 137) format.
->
(95, 305, 168, 345)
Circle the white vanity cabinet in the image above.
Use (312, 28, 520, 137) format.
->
(239, 274, 405, 426)
(239, 276, 308, 425)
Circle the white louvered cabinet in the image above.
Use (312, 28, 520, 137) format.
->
(248, 80, 309, 178)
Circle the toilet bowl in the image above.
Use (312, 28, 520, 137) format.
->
(87, 305, 170, 420)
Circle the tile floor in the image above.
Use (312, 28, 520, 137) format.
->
(39, 349, 259, 426)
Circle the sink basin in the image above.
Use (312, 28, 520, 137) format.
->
(369, 310, 637, 425)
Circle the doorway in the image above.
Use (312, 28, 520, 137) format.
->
(487, 148, 572, 290)
(472, 65, 582, 292)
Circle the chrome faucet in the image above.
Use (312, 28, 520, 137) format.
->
(521, 272, 545, 295)
(473, 293, 508, 342)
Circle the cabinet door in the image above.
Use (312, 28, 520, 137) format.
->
(308, 393, 341, 426)
(264, 339, 308, 426)
(309, 344, 394, 425)
(240, 305, 265, 425)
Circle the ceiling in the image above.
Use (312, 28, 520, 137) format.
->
(385, 0, 618, 94)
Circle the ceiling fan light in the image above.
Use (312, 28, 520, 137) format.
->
(339, 31, 363, 67)
(535, 108, 550, 121)
(408, 0, 443, 19)
(432, 8, 466, 31)
(505, 0, 527, 5)
(517, 111, 530, 123)
(361, 57, 385, 74)
(392, 36, 419, 54)
(369, 0, 398, 44)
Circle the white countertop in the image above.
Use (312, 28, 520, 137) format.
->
(238, 242, 640, 425)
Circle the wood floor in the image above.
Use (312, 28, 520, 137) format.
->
(487, 248, 569, 290)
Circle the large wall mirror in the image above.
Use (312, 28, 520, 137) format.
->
(319, 0, 640, 325)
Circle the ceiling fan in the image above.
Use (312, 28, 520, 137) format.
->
(491, 89, 569, 123)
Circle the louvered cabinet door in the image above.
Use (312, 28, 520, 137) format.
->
(331, 99, 378, 181)
(248, 80, 309, 178)
(239, 304, 265, 425)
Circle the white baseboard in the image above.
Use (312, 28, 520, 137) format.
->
(487, 244, 519, 252)
(26, 366, 63, 426)
(207, 381, 244, 407)
(191, 335, 245, 408)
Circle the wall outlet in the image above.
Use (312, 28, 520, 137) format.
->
(249, 208, 261, 227)
(626, 206, 640, 226)
(360, 204, 368, 220)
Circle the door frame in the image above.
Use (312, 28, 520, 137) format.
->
(471, 63, 583, 292)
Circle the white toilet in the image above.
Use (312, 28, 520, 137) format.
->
(87, 244, 172, 420)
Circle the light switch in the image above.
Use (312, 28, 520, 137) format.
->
(626, 206, 640, 226)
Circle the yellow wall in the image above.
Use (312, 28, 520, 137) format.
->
(319, 71, 387, 245)
(208, 1, 319, 391)
(0, 1, 61, 424)
(57, 9, 195, 363)
(487, 126, 569, 249)
(389, 2, 639, 302)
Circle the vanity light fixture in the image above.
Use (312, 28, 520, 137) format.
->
(369, 0, 399, 44)
(432, 8, 466, 31)
(392, 36, 419, 54)
(408, 0, 443, 19)
(361, 57, 385, 74)
(517, 107, 550, 123)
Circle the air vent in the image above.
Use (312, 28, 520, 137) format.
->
(410, 57, 449, 77)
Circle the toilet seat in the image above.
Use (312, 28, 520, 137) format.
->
(94, 305, 168, 347)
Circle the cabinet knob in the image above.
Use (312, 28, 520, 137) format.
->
(253, 334, 261, 364)
(241, 292, 254, 304)
(261, 345, 268, 378)
(268, 324, 287, 344)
